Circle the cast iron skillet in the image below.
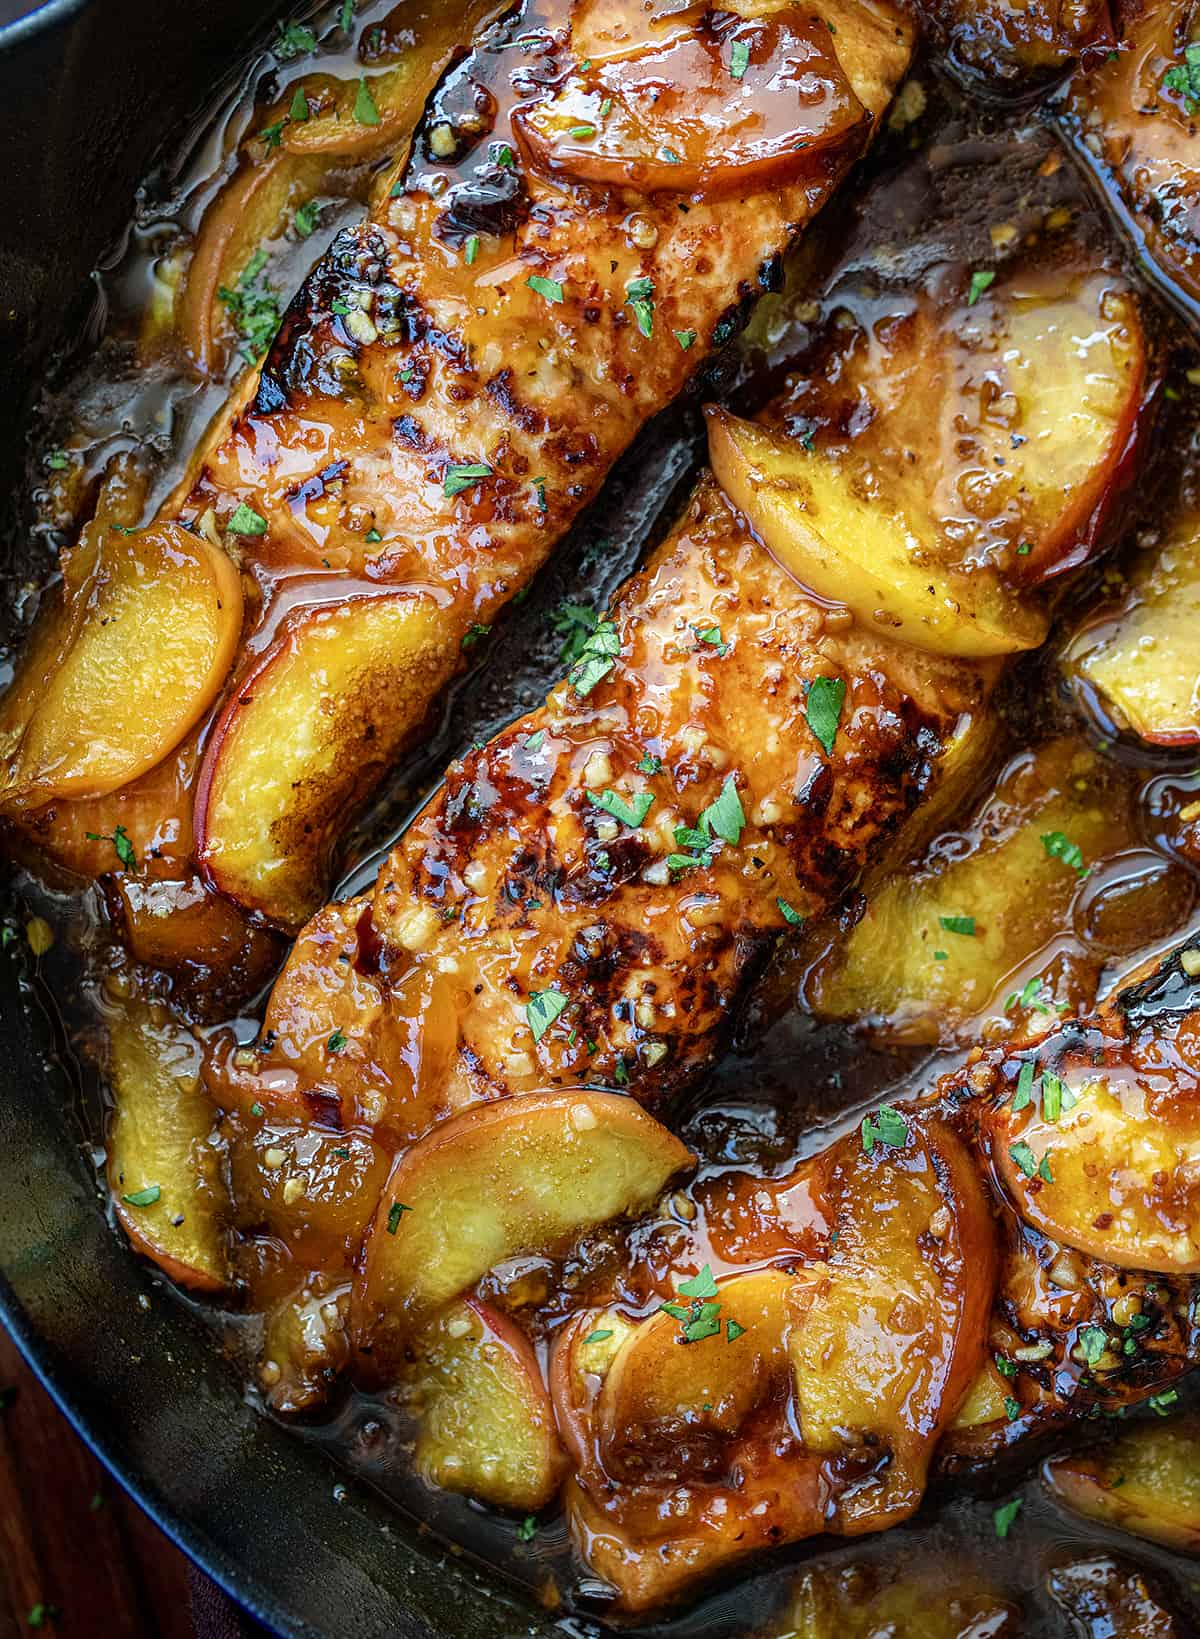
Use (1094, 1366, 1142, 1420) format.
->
(0, 4, 566, 1633)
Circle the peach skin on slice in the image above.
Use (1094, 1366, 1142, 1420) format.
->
(1043, 1416, 1200, 1555)
(353, 1090, 694, 1356)
(515, 6, 866, 199)
(708, 270, 1145, 654)
(195, 590, 450, 930)
(0, 521, 241, 812)
(989, 1040, 1200, 1273)
(107, 998, 229, 1292)
(407, 1297, 567, 1511)
(790, 1113, 997, 1530)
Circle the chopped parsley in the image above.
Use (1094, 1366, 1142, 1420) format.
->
(386, 1201, 411, 1234)
(1010, 1141, 1053, 1183)
(679, 1265, 719, 1299)
(524, 729, 546, 753)
(730, 37, 750, 79)
(1078, 1325, 1108, 1369)
(1005, 975, 1052, 1015)
(588, 788, 654, 828)
(1149, 1388, 1180, 1416)
(46, 449, 68, 470)
(84, 824, 137, 872)
(218, 248, 281, 363)
(551, 601, 599, 665)
(327, 1029, 348, 1053)
(527, 273, 564, 304)
(353, 76, 380, 126)
(583, 1328, 613, 1344)
(805, 675, 845, 756)
(1004, 1396, 1021, 1422)
(695, 624, 727, 655)
(861, 1103, 908, 1154)
(1163, 42, 1200, 114)
(939, 915, 975, 936)
(625, 274, 654, 338)
(674, 329, 696, 350)
(122, 1185, 161, 1208)
(1012, 1060, 1036, 1113)
(668, 774, 744, 871)
(1041, 830, 1088, 878)
(637, 752, 662, 775)
(461, 623, 491, 648)
(777, 898, 804, 925)
(289, 85, 310, 122)
(227, 501, 268, 535)
(464, 234, 480, 265)
(532, 475, 547, 511)
(993, 1498, 1022, 1539)
(527, 987, 568, 1042)
(364, 526, 382, 543)
(339, 0, 354, 29)
(569, 617, 619, 697)
(275, 21, 316, 58)
(967, 269, 996, 306)
(260, 120, 286, 148)
(293, 199, 319, 238)
(517, 1516, 537, 1542)
(726, 1319, 746, 1342)
(443, 462, 492, 499)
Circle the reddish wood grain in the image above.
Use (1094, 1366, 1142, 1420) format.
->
(0, 1327, 193, 1638)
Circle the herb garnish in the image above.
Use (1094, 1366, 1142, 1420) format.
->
(860, 1104, 908, 1154)
(293, 200, 319, 238)
(569, 618, 619, 697)
(218, 249, 281, 363)
(588, 789, 654, 828)
(385, 1200, 411, 1234)
(275, 21, 316, 58)
(777, 898, 804, 925)
(939, 915, 975, 936)
(122, 1185, 161, 1208)
(327, 1029, 348, 1053)
(674, 329, 696, 350)
(1163, 43, 1200, 115)
(667, 774, 745, 871)
(993, 1498, 1022, 1539)
(527, 273, 564, 304)
(805, 675, 846, 756)
(443, 462, 492, 498)
(527, 988, 568, 1042)
(85, 824, 137, 872)
(730, 37, 750, 79)
(227, 501, 268, 535)
(967, 270, 996, 306)
(1041, 830, 1088, 878)
(353, 76, 380, 125)
(625, 275, 654, 337)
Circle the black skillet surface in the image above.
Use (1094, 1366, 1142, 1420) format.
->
(0, 2, 571, 1632)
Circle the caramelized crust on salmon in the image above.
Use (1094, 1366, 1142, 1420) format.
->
(2, 0, 916, 938)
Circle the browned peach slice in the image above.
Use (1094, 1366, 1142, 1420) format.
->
(791, 1114, 997, 1528)
(767, 1559, 1020, 1637)
(353, 1090, 693, 1353)
(0, 522, 241, 812)
(1068, 507, 1200, 745)
(106, 999, 229, 1292)
(595, 1269, 795, 1481)
(1044, 1417, 1200, 1554)
(989, 1043, 1200, 1273)
(709, 270, 1145, 654)
(515, 7, 866, 198)
(407, 1298, 566, 1511)
(195, 591, 451, 930)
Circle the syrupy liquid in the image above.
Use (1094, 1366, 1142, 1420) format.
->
(7, 3, 1200, 1633)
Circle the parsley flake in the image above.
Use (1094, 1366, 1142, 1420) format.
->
(679, 1264, 719, 1299)
(518, 1516, 537, 1542)
(861, 1104, 908, 1155)
(443, 462, 492, 498)
(290, 85, 310, 122)
(218, 249, 281, 363)
(1009, 1141, 1039, 1179)
(227, 501, 268, 536)
(122, 1184, 161, 1208)
(1163, 42, 1200, 114)
(726, 1318, 746, 1342)
(637, 752, 662, 775)
(805, 675, 846, 756)
(84, 824, 137, 872)
(527, 273, 564, 304)
(568, 618, 619, 696)
(1041, 830, 1088, 878)
(353, 76, 380, 126)
(968, 269, 996, 306)
(674, 328, 697, 350)
(1012, 1060, 1036, 1113)
(464, 234, 480, 265)
(777, 898, 804, 926)
(993, 1498, 1022, 1539)
(386, 1200, 411, 1234)
(293, 199, 319, 238)
(1078, 1325, 1108, 1368)
(730, 37, 750, 79)
(583, 1328, 613, 1344)
(939, 915, 975, 936)
(625, 274, 654, 337)
(327, 1029, 348, 1053)
(1149, 1388, 1180, 1416)
(527, 987, 568, 1042)
(588, 788, 654, 828)
(275, 21, 316, 59)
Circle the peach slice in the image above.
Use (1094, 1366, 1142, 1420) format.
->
(709, 270, 1145, 653)
(989, 1045, 1200, 1273)
(1068, 507, 1200, 745)
(595, 1269, 795, 1481)
(0, 522, 241, 812)
(195, 591, 451, 930)
(805, 738, 1180, 1044)
(106, 999, 229, 1292)
(708, 408, 1047, 658)
(767, 1560, 1019, 1638)
(791, 1114, 997, 1528)
(515, 7, 866, 199)
(353, 1090, 694, 1352)
(407, 1297, 566, 1511)
(1043, 1416, 1200, 1554)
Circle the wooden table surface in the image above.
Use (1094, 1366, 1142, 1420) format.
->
(0, 1325, 195, 1638)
